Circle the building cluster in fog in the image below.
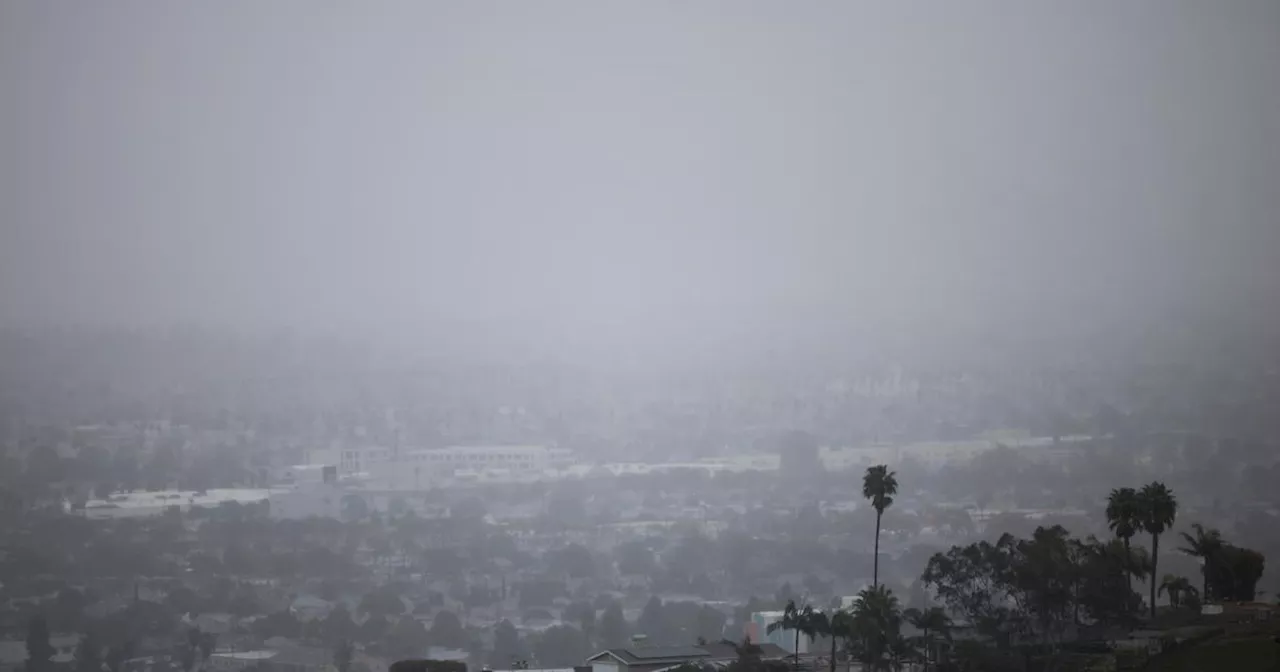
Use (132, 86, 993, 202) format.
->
(3, 0, 1280, 669)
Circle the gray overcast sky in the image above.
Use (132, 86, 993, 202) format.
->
(2, 2, 1278, 355)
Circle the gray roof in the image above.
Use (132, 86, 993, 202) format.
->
(591, 646, 711, 664)
(697, 642, 788, 661)
(271, 645, 333, 667)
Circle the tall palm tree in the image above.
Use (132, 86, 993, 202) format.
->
(1105, 488, 1141, 586)
(902, 607, 951, 671)
(863, 465, 898, 588)
(1177, 523, 1224, 602)
(1138, 482, 1178, 619)
(1158, 575, 1197, 610)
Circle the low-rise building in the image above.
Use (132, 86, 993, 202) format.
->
(208, 647, 334, 672)
(587, 642, 788, 672)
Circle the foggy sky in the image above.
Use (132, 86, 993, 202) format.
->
(2, 2, 1278, 356)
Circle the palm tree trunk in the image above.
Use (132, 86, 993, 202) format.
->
(829, 632, 837, 672)
(1122, 536, 1132, 611)
(873, 510, 882, 588)
(794, 630, 800, 671)
(1202, 557, 1210, 603)
(1149, 534, 1159, 619)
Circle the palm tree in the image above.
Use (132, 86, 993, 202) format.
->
(1137, 482, 1178, 619)
(1177, 523, 1223, 602)
(902, 607, 951, 670)
(863, 465, 898, 588)
(798, 607, 822, 665)
(1158, 575, 1197, 610)
(767, 600, 815, 669)
(810, 609, 854, 672)
(1105, 487, 1141, 589)
(887, 634, 914, 672)
(848, 585, 902, 671)
(1079, 535, 1151, 622)
(1119, 543, 1153, 589)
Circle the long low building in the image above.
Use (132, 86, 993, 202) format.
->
(208, 646, 333, 672)
(321, 445, 571, 489)
(81, 488, 274, 519)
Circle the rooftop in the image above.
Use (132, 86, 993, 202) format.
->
(591, 646, 711, 664)
(589, 642, 791, 666)
(210, 651, 276, 661)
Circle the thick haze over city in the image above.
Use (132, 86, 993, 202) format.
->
(2, 3, 1280, 672)
(4, 2, 1279, 359)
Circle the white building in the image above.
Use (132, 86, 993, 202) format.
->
(80, 489, 272, 520)
(208, 651, 276, 672)
(401, 445, 553, 472)
(277, 464, 337, 486)
(361, 445, 558, 489)
(339, 446, 393, 474)
(749, 611, 813, 654)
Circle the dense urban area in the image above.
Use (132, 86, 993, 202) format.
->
(2, 329, 1279, 672)
(4, 1, 1278, 671)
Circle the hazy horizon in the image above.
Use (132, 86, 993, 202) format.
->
(3, 2, 1278, 358)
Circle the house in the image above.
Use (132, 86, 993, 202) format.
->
(586, 643, 788, 672)
(120, 654, 187, 672)
(208, 647, 333, 672)
(289, 595, 333, 622)
(184, 611, 237, 635)
(268, 645, 336, 672)
(208, 651, 277, 672)
(588, 646, 713, 672)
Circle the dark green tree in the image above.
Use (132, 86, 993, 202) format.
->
(334, 640, 354, 672)
(598, 602, 629, 649)
(614, 541, 657, 576)
(1158, 575, 1196, 609)
(322, 606, 358, 644)
(26, 617, 56, 672)
(1177, 523, 1224, 601)
(74, 631, 101, 672)
(252, 611, 302, 640)
(198, 632, 216, 663)
(490, 620, 525, 668)
(532, 626, 588, 668)
(564, 602, 596, 649)
(637, 596, 667, 644)
(387, 618, 427, 659)
(549, 544, 595, 579)
(1075, 536, 1146, 626)
(427, 610, 466, 649)
(358, 616, 390, 645)
(1208, 545, 1266, 602)
(902, 607, 950, 670)
(359, 586, 405, 619)
(104, 641, 136, 672)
